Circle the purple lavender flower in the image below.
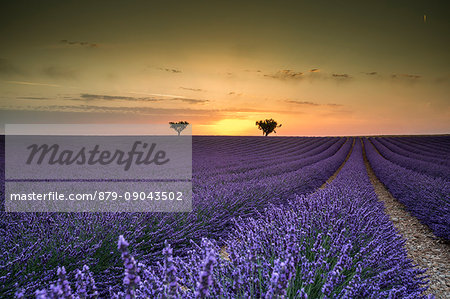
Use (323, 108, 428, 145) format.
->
(13, 283, 25, 299)
(57, 266, 73, 299)
(265, 257, 293, 299)
(75, 265, 98, 299)
(195, 244, 217, 298)
(1, 136, 438, 297)
(118, 235, 141, 299)
(34, 289, 48, 299)
(162, 241, 180, 298)
(297, 288, 308, 299)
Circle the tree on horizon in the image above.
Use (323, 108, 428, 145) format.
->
(256, 119, 282, 136)
(169, 121, 189, 136)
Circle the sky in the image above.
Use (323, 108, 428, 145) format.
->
(0, 0, 449, 136)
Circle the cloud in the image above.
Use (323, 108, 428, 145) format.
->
(178, 98, 209, 104)
(264, 69, 355, 82)
(391, 73, 421, 80)
(331, 73, 352, 79)
(179, 87, 204, 92)
(285, 100, 319, 106)
(0, 103, 215, 117)
(79, 93, 156, 101)
(129, 92, 188, 99)
(42, 66, 78, 80)
(157, 67, 182, 73)
(363, 71, 378, 76)
(0, 58, 25, 76)
(228, 92, 242, 96)
(17, 96, 51, 100)
(77, 93, 208, 104)
(265, 70, 304, 80)
(2, 80, 61, 87)
(60, 39, 98, 48)
(285, 100, 344, 108)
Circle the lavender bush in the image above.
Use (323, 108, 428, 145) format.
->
(391, 136, 449, 158)
(1, 137, 351, 297)
(21, 140, 431, 298)
(364, 139, 450, 240)
(370, 138, 450, 179)
(376, 137, 449, 167)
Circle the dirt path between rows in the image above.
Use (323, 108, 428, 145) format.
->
(362, 139, 450, 298)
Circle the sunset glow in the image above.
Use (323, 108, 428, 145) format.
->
(0, 1, 448, 135)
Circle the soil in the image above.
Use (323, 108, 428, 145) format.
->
(362, 139, 450, 298)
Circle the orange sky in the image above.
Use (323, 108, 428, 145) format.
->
(0, 1, 449, 135)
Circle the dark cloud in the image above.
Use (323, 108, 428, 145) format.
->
(42, 66, 78, 79)
(17, 96, 51, 100)
(331, 73, 352, 79)
(79, 94, 154, 101)
(60, 39, 98, 48)
(178, 98, 208, 104)
(285, 100, 319, 106)
(265, 70, 303, 80)
(0, 58, 24, 76)
(179, 87, 204, 92)
(265, 69, 354, 82)
(3, 80, 61, 87)
(0, 108, 223, 124)
(228, 92, 242, 96)
(2, 104, 214, 117)
(363, 71, 378, 76)
(77, 93, 208, 104)
(285, 100, 344, 107)
(157, 67, 182, 73)
(392, 73, 421, 80)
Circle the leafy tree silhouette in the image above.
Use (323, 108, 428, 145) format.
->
(169, 121, 189, 136)
(256, 119, 282, 136)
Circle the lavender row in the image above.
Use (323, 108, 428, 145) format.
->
(392, 137, 450, 158)
(190, 137, 352, 213)
(370, 138, 450, 179)
(23, 140, 429, 298)
(1, 137, 352, 296)
(364, 139, 450, 240)
(404, 136, 450, 150)
(193, 136, 323, 158)
(148, 137, 353, 261)
(377, 138, 449, 167)
(192, 137, 332, 177)
(382, 137, 450, 163)
(194, 138, 346, 184)
(193, 136, 319, 161)
(401, 136, 450, 150)
(193, 137, 333, 174)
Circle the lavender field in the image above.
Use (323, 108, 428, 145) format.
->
(1, 136, 449, 298)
